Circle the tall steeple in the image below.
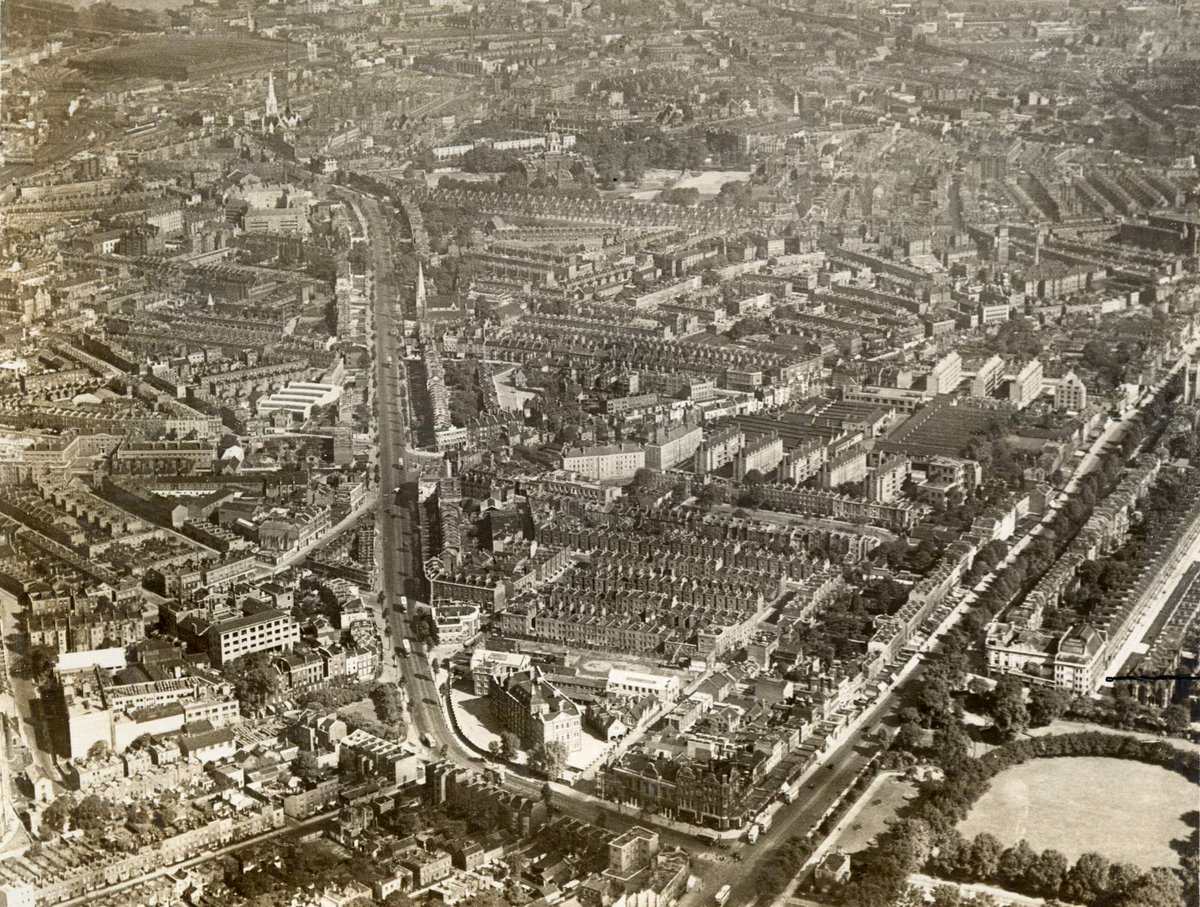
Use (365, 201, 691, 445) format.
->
(415, 260, 427, 316)
(265, 73, 279, 119)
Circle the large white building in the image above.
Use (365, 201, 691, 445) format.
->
(202, 606, 301, 667)
(1054, 371, 1088, 412)
(1008, 359, 1044, 410)
(644, 423, 702, 471)
(561, 443, 645, 482)
(606, 668, 680, 703)
(926, 351, 963, 396)
(257, 382, 341, 419)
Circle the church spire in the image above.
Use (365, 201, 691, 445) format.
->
(265, 73, 279, 119)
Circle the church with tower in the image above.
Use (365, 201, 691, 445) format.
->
(261, 71, 301, 135)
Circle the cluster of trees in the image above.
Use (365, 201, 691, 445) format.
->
(1066, 468, 1192, 627)
(42, 791, 187, 843)
(225, 651, 281, 706)
(341, 710, 405, 743)
(726, 315, 773, 340)
(573, 127, 715, 186)
(488, 730, 522, 760)
(11, 644, 58, 685)
(928, 832, 1189, 907)
(755, 835, 815, 901)
(962, 539, 1009, 588)
(370, 682, 406, 727)
(713, 178, 754, 206)
(659, 186, 701, 206)
(756, 763, 881, 901)
(958, 415, 1147, 645)
(460, 145, 520, 174)
(1065, 689, 1193, 737)
(849, 731, 1198, 907)
(296, 680, 379, 712)
(875, 537, 946, 576)
(409, 612, 440, 646)
(782, 578, 919, 670)
(530, 740, 570, 779)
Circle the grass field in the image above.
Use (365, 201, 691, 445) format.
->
(833, 775, 918, 854)
(72, 36, 286, 81)
(958, 757, 1193, 870)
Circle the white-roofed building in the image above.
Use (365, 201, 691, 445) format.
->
(257, 382, 341, 419)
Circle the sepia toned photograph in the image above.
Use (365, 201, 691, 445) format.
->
(0, 0, 1197, 906)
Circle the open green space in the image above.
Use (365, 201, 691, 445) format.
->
(958, 756, 1193, 870)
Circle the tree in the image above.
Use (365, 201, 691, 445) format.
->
(232, 871, 277, 898)
(488, 740, 501, 757)
(893, 721, 924, 753)
(1062, 852, 1110, 904)
(541, 782, 553, 808)
(14, 645, 57, 682)
(917, 674, 956, 726)
(997, 839, 1037, 890)
(631, 467, 659, 490)
(1027, 687, 1070, 728)
(40, 795, 75, 835)
(371, 683, 406, 725)
(73, 794, 114, 832)
(988, 676, 1029, 740)
(87, 740, 110, 761)
(1103, 861, 1143, 899)
(292, 750, 323, 784)
(500, 732, 521, 759)
(531, 740, 569, 779)
(928, 887, 963, 907)
(225, 652, 280, 705)
(1026, 849, 1068, 898)
(1105, 867, 1186, 907)
(931, 725, 972, 769)
(969, 833, 1004, 880)
(1163, 703, 1191, 735)
(505, 851, 527, 885)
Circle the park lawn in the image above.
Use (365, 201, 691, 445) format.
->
(835, 776, 919, 854)
(958, 757, 1193, 870)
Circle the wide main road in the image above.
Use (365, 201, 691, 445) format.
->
(357, 192, 446, 755)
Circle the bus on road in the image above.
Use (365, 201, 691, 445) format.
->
(715, 884, 731, 905)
